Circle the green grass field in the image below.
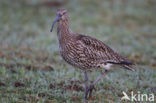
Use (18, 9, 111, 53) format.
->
(0, 0, 156, 102)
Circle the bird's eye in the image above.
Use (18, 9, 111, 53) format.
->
(63, 11, 66, 15)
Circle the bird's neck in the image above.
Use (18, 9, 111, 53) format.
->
(57, 20, 72, 44)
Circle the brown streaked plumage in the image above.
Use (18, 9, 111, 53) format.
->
(50, 8, 135, 101)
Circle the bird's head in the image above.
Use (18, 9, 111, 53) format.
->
(50, 8, 68, 32)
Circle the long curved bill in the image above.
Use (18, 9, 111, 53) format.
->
(50, 15, 60, 32)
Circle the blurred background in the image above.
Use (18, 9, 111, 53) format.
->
(0, 0, 156, 102)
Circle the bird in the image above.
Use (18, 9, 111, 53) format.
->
(50, 8, 135, 101)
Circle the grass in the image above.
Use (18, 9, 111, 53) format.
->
(0, 0, 156, 102)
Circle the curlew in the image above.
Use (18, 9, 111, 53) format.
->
(50, 8, 135, 101)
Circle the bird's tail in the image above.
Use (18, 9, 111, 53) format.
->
(120, 60, 135, 71)
(107, 61, 135, 71)
(107, 61, 135, 65)
(123, 64, 135, 72)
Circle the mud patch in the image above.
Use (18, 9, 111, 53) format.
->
(0, 82, 6, 87)
(38, 93, 48, 98)
(14, 82, 25, 87)
(49, 80, 84, 92)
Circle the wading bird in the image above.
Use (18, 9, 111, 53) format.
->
(50, 8, 135, 101)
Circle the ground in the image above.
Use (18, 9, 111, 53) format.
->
(0, 0, 156, 103)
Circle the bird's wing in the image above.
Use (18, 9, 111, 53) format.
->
(77, 34, 134, 66)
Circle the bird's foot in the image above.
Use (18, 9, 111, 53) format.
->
(84, 84, 96, 100)
(88, 84, 96, 98)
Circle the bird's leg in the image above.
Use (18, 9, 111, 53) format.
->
(84, 70, 89, 100)
(88, 70, 109, 97)
(71, 80, 76, 91)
